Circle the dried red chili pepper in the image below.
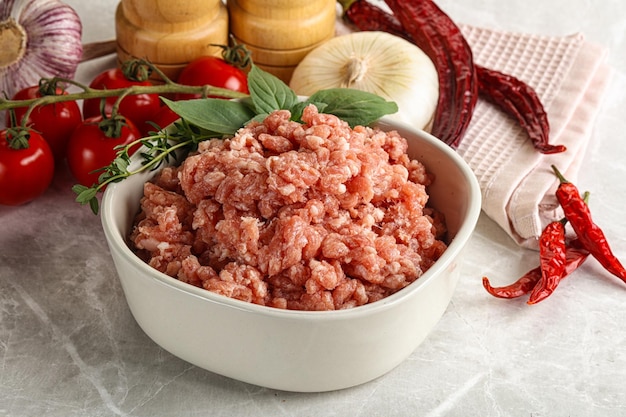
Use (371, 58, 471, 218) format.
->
(527, 220, 567, 304)
(343, 0, 408, 40)
(476, 66, 566, 154)
(482, 241, 589, 300)
(552, 165, 626, 283)
(382, 0, 478, 148)
(340, 0, 561, 154)
(339, 0, 477, 147)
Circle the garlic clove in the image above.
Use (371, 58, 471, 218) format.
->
(290, 31, 439, 131)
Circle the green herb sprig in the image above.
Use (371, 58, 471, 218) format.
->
(74, 64, 398, 214)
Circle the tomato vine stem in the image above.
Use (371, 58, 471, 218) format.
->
(0, 59, 249, 119)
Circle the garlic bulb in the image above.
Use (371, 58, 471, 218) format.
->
(0, 0, 82, 99)
(290, 31, 439, 131)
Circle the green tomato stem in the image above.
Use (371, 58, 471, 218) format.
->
(1, 58, 249, 128)
(1, 82, 248, 112)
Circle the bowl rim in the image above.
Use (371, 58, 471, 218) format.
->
(101, 120, 481, 321)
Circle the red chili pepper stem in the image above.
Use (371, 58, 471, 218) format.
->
(551, 164, 569, 184)
(338, 0, 359, 12)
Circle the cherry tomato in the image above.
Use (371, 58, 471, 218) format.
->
(7, 85, 82, 161)
(148, 105, 180, 131)
(0, 129, 55, 206)
(82, 68, 160, 136)
(174, 56, 249, 101)
(66, 116, 142, 187)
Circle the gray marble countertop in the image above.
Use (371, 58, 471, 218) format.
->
(2, 1, 626, 416)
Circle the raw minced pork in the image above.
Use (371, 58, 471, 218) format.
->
(129, 104, 447, 311)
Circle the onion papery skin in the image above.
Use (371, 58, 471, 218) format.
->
(290, 31, 439, 132)
(0, 0, 83, 99)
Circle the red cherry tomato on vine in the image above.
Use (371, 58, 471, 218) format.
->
(82, 68, 160, 136)
(0, 129, 55, 206)
(148, 105, 180, 131)
(7, 85, 82, 161)
(66, 116, 142, 187)
(174, 56, 249, 101)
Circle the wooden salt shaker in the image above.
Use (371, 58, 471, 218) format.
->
(228, 0, 336, 83)
(115, 0, 229, 81)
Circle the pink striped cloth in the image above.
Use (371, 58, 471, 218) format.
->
(457, 26, 611, 248)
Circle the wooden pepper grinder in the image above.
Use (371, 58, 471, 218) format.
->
(115, 0, 229, 81)
(228, 0, 337, 83)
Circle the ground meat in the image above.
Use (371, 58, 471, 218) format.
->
(129, 105, 447, 311)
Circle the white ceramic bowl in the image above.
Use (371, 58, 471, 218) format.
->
(101, 119, 481, 392)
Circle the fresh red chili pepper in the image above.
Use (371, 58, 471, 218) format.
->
(527, 220, 567, 304)
(476, 66, 566, 154)
(483, 241, 589, 300)
(482, 269, 542, 299)
(552, 165, 626, 284)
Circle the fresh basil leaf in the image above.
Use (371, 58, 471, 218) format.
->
(248, 65, 298, 114)
(250, 113, 269, 123)
(162, 97, 255, 136)
(306, 88, 398, 127)
(289, 101, 306, 122)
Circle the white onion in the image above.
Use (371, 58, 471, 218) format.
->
(290, 31, 439, 131)
(0, 0, 82, 99)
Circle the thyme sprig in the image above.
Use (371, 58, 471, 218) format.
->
(72, 118, 213, 214)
